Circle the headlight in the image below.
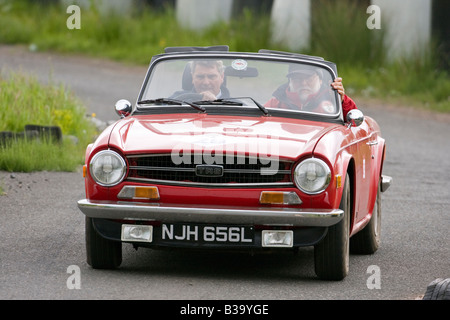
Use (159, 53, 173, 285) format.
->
(90, 150, 126, 186)
(294, 158, 331, 194)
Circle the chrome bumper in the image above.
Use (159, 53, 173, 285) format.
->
(381, 175, 392, 192)
(77, 199, 343, 227)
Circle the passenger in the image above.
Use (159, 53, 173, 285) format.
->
(264, 64, 356, 118)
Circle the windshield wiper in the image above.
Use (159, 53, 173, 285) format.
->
(232, 97, 270, 116)
(137, 98, 206, 112)
(195, 97, 269, 116)
(195, 99, 243, 106)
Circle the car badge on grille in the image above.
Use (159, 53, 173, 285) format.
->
(195, 165, 224, 177)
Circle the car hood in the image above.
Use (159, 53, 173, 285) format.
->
(108, 114, 339, 160)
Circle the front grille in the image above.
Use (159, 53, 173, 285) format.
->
(126, 154, 293, 187)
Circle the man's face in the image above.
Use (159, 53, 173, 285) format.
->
(289, 73, 321, 102)
(192, 64, 224, 96)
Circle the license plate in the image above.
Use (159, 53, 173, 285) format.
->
(160, 223, 254, 245)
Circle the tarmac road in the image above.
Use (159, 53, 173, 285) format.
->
(0, 45, 449, 301)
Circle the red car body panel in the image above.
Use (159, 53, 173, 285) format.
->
(107, 114, 333, 159)
(84, 112, 385, 236)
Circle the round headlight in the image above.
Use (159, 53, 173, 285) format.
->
(294, 158, 331, 194)
(90, 150, 126, 186)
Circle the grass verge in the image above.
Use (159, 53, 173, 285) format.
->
(0, 72, 97, 172)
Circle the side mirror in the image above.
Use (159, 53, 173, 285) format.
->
(346, 109, 364, 128)
(115, 99, 132, 118)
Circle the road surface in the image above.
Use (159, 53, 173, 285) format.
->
(1, 45, 449, 301)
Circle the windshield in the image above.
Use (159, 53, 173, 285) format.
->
(139, 56, 339, 117)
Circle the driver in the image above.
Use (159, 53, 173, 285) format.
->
(171, 60, 230, 101)
(264, 64, 357, 118)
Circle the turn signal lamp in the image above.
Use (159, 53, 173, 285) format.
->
(259, 191, 302, 205)
(118, 186, 160, 200)
(335, 174, 342, 188)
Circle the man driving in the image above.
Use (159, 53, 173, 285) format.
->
(171, 60, 230, 101)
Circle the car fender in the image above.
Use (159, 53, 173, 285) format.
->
(83, 121, 123, 201)
(310, 124, 356, 211)
(365, 115, 386, 217)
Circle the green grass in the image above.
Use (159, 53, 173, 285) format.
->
(0, 1, 272, 65)
(340, 57, 450, 112)
(308, 0, 449, 112)
(0, 137, 83, 172)
(1, 0, 448, 113)
(310, 0, 386, 67)
(0, 72, 97, 172)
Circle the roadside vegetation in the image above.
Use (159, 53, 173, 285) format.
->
(0, 73, 97, 172)
(1, 0, 448, 112)
(0, 0, 449, 174)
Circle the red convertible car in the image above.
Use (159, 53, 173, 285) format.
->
(78, 46, 391, 280)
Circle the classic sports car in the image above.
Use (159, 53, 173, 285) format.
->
(78, 46, 391, 280)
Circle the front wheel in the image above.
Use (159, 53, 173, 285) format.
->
(86, 217, 122, 269)
(314, 173, 350, 281)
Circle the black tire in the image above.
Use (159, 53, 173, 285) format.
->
(350, 179, 381, 254)
(86, 217, 122, 269)
(423, 278, 450, 300)
(314, 173, 350, 281)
